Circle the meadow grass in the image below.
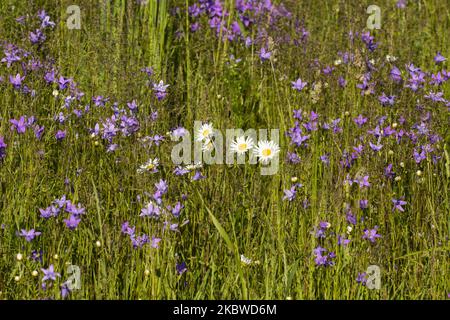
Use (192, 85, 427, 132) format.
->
(0, 0, 449, 299)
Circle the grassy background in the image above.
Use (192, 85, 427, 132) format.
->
(0, 0, 449, 299)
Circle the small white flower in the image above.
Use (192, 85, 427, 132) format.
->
(386, 55, 397, 62)
(196, 123, 213, 142)
(14, 276, 20, 282)
(334, 59, 342, 66)
(240, 254, 260, 266)
(16, 253, 23, 261)
(95, 240, 101, 247)
(137, 158, 159, 173)
(240, 254, 253, 265)
(52, 89, 59, 97)
(202, 138, 215, 152)
(346, 226, 353, 234)
(230, 136, 254, 155)
(32, 270, 38, 277)
(253, 140, 280, 163)
(185, 162, 203, 171)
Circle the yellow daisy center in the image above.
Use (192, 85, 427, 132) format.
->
(262, 148, 272, 157)
(238, 143, 247, 151)
(202, 129, 210, 137)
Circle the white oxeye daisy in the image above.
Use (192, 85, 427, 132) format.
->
(137, 158, 159, 174)
(196, 123, 213, 142)
(230, 136, 254, 155)
(253, 140, 280, 163)
(202, 138, 215, 152)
